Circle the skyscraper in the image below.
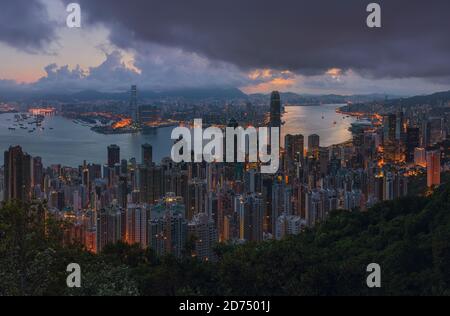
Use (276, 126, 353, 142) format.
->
(149, 193, 187, 258)
(406, 127, 420, 162)
(32, 156, 43, 189)
(127, 203, 150, 247)
(383, 114, 397, 162)
(130, 85, 138, 123)
(142, 143, 153, 166)
(308, 134, 320, 157)
(96, 205, 123, 252)
(107, 145, 120, 167)
(285, 134, 304, 163)
(384, 114, 397, 143)
(236, 193, 265, 242)
(188, 212, 218, 261)
(414, 147, 427, 167)
(426, 150, 441, 188)
(4, 146, 32, 202)
(270, 91, 281, 128)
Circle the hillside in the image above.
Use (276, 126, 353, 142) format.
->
(386, 90, 450, 107)
(1, 183, 449, 296)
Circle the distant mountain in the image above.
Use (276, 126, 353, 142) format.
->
(0, 86, 415, 104)
(385, 90, 450, 107)
(20, 87, 248, 103)
(249, 92, 399, 105)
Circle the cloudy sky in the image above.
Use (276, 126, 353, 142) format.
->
(1, 0, 450, 96)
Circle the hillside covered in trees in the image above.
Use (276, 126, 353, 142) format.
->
(1, 182, 449, 296)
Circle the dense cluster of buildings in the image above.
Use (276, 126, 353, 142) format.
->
(0, 92, 447, 261)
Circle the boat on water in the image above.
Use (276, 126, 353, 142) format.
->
(8, 127, 15, 131)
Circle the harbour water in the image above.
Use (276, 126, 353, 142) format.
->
(0, 104, 355, 167)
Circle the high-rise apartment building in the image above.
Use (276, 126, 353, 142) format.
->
(4, 146, 32, 202)
(107, 145, 120, 168)
(188, 212, 218, 261)
(427, 150, 441, 188)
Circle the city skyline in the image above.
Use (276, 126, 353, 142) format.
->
(1, 0, 450, 298)
(1, 90, 448, 254)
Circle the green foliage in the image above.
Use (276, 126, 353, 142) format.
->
(1, 183, 449, 296)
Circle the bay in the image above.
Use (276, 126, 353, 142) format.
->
(0, 104, 355, 167)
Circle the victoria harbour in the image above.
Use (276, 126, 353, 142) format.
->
(0, 104, 355, 167)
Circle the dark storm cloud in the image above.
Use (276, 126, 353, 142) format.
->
(0, 0, 56, 52)
(68, 0, 450, 79)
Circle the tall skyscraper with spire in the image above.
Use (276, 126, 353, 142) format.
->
(269, 91, 282, 151)
(130, 85, 138, 123)
(270, 91, 281, 128)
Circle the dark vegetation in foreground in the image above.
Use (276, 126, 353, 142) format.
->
(1, 183, 449, 296)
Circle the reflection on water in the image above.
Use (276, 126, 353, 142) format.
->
(0, 104, 355, 167)
(282, 104, 356, 147)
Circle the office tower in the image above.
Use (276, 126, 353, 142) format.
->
(188, 212, 218, 261)
(308, 134, 320, 157)
(426, 150, 441, 188)
(270, 91, 281, 128)
(82, 162, 90, 188)
(118, 176, 128, 209)
(139, 164, 162, 204)
(383, 114, 397, 143)
(269, 91, 282, 149)
(319, 147, 330, 176)
(285, 134, 304, 163)
(32, 156, 43, 189)
(275, 214, 305, 240)
(383, 114, 397, 163)
(396, 111, 406, 142)
(88, 163, 102, 181)
(4, 146, 32, 202)
(142, 143, 153, 166)
(414, 148, 427, 167)
(406, 127, 420, 162)
(120, 159, 128, 175)
(130, 85, 138, 123)
(126, 203, 150, 247)
(107, 145, 120, 167)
